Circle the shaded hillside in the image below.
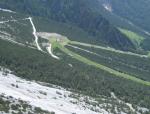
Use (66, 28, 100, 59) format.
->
(98, 0, 150, 32)
(94, 0, 150, 50)
(0, 39, 150, 110)
(0, 0, 135, 51)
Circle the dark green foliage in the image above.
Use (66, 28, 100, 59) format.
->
(1, 20, 34, 44)
(0, 0, 135, 51)
(0, 95, 51, 114)
(0, 0, 149, 113)
(0, 11, 35, 46)
(94, 0, 150, 51)
(97, 0, 150, 33)
(34, 17, 101, 46)
(141, 38, 150, 50)
(67, 44, 150, 81)
(0, 39, 150, 109)
(109, 0, 150, 32)
(0, 98, 10, 113)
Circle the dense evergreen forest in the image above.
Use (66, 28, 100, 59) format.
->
(0, 0, 135, 51)
(0, 39, 150, 109)
(66, 44, 150, 81)
(0, 0, 150, 113)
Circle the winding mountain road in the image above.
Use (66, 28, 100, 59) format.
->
(28, 17, 43, 51)
(46, 44, 60, 60)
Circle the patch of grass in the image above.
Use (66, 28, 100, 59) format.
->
(48, 36, 150, 86)
(118, 28, 145, 47)
(68, 44, 150, 81)
(148, 52, 150, 57)
(56, 43, 150, 86)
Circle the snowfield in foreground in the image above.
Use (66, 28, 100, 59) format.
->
(0, 70, 108, 114)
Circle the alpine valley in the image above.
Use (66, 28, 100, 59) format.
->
(0, 0, 150, 114)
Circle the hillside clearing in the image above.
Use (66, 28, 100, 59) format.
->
(118, 28, 145, 47)
(46, 35, 150, 86)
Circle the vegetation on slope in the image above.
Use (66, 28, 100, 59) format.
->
(0, 1, 150, 112)
(49, 37, 150, 86)
(95, 0, 150, 52)
(68, 43, 150, 82)
(0, 95, 52, 114)
(0, 39, 150, 109)
(0, 0, 136, 51)
(118, 28, 145, 48)
(107, 0, 150, 32)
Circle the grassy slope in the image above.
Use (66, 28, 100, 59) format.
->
(50, 38, 150, 86)
(0, 0, 136, 51)
(68, 43, 150, 81)
(70, 41, 148, 57)
(118, 28, 145, 47)
(34, 17, 105, 46)
(110, 0, 150, 32)
(1, 38, 150, 109)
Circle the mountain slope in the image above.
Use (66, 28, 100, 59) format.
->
(0, 2, 150, 114)
(0, 0, 136, 51)
(0, 38, 150, 113)
(0, 70, 109, 114)
(97, 0, 150, 50)
(109, 0, 150, 33)
(97, 0, 150, 33)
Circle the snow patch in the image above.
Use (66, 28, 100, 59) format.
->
(37, 32, 63, 40)
(0, 19, 18, 24)
(103, 4, 112, 12)
(68, 64, 73, 67)
(0, 70, 110, 114)
(0, 8, 16, 13)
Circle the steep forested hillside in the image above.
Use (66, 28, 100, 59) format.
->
(0, 0, 135, 51)
(0, 1, 150, 114)
(97, 0, 150, 50)
(98, 0, 150, 32)
(112, 0, 150, 32)
(0, 38, 150, 112)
